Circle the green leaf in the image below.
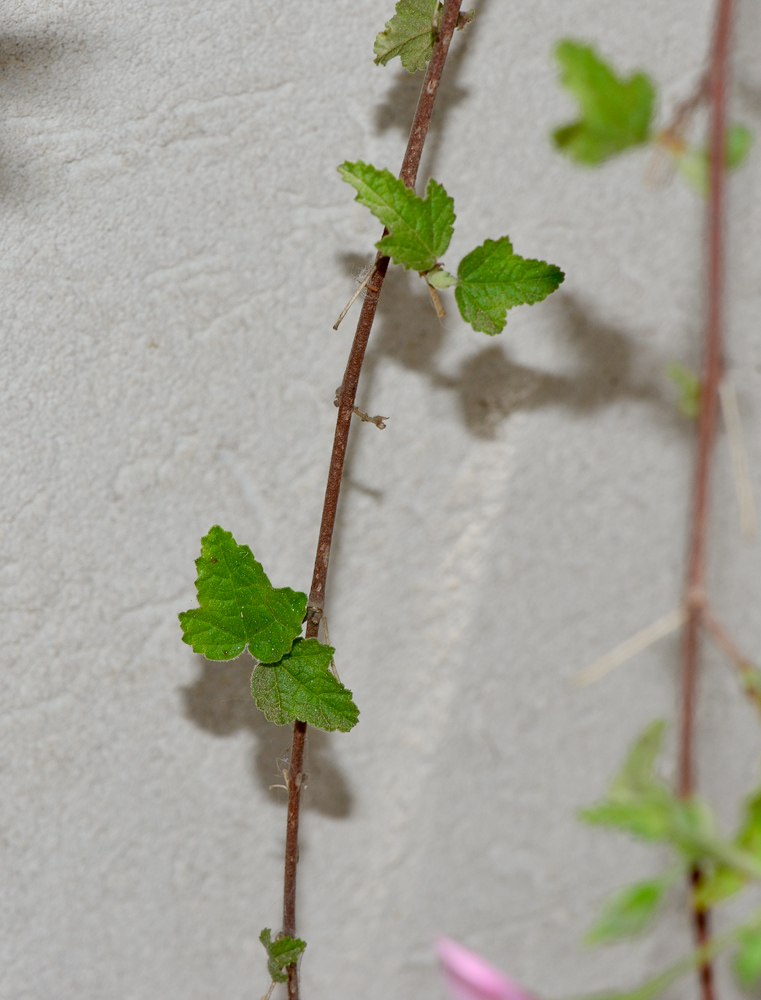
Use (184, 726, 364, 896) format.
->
(741, 666, 761, 700)
(586, 875, 672, 945)
(666, 364, 701, 419)
(700, 787, 761, 905)
(426, 267, 457, 290)
(727, 124, 754, 169)
(676, 124, 754, 196)
(251, 637, 359, 732)
(338, 161, 455, 271)
(179, 525, 307, 664)
(374, 0, 442, 72)
(553, 40, 655, 165)
(694, 865, 745, 908)
(260, 928, 306, 984)
(609, 720, 665, 800)
(581, 799, 674, 841)
(737, 788, 761, 857)
(736, 926, 761, 988)
(580, 721, 676, 842)
(454, 237, 564, 334)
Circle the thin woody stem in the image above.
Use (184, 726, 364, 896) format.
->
(282, 4, 465, 997)
(678, 1, 735, 998)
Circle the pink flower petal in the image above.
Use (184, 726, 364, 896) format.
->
(436, 937, 536, 1000)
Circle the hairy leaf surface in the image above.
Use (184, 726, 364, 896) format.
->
(455, 237, 564, 334)
(374, 0, 442, 72)
(251, 638, 359, 732)
(179, 525, 306, 663)
(260, 928, 306, 984)
(338, 161, 455, 271)
(553, 40, 655, 164)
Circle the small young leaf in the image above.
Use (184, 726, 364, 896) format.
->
(694, 865, 745, 908)
(586, 876, 672, 945)
(666, 364, 701, 419)
(179, 525, 307, 664)
(252, 637, 359, 732)
(741, 666, 761, 700)
(454, 237, 564, 335)
(609, 720, 665, 801)
(338, 161, 455, 272)
(426, 267, 457, 290)
(553, 41, 655, 165)
(676, 124, 753, 197)
(374, 0, 442, 73)
(580, 721, 674, 841)
(736, 926, 761, 988)
(260, 928, 306, 984)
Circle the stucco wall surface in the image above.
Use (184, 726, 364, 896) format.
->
(2, 1, 761, 998)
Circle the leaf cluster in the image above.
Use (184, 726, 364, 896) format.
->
(339, 161, 564, 335)
(581, 721, 761, 988)
(259, 928, 306, 984)
(179, 527, 359, 733)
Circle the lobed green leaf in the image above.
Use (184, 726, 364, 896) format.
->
(454, 237, 564, 334)
(338, 161, 455, 272)
(251, 637, 359, 732)
(586, 875, 672, 946)
(374, 0, 442, 72)
(553, 40, 655, 165)
(179, 525, 307, 664)
(260, 928, 306, 984)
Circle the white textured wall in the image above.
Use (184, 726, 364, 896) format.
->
(2, 1, 761, 998)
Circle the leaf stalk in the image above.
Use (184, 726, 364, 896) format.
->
(678, 1, 736, 997)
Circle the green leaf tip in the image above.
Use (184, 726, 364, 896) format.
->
(179, 525, 307, 664)
(553, 40, 655, 165)
(580, 720, 675, 841)
(666, 363, 701, 419)
(735, 924, 761, 988)
(339, 161, 455, 272)
(455, 237, 565, 335)
(260, 928, 306, 984)
(374, 0, 442, 73)
(252, 637, 360, 732)
(585, 875, 673, 946)
(675, 123, 753, 197)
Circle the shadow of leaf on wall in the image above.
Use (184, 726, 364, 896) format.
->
(341, 251, 678, 442)
(180, 656, 354, 819)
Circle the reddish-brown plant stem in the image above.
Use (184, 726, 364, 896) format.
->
(678, 1, 735, 997)
(282, 4, 464, 997)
